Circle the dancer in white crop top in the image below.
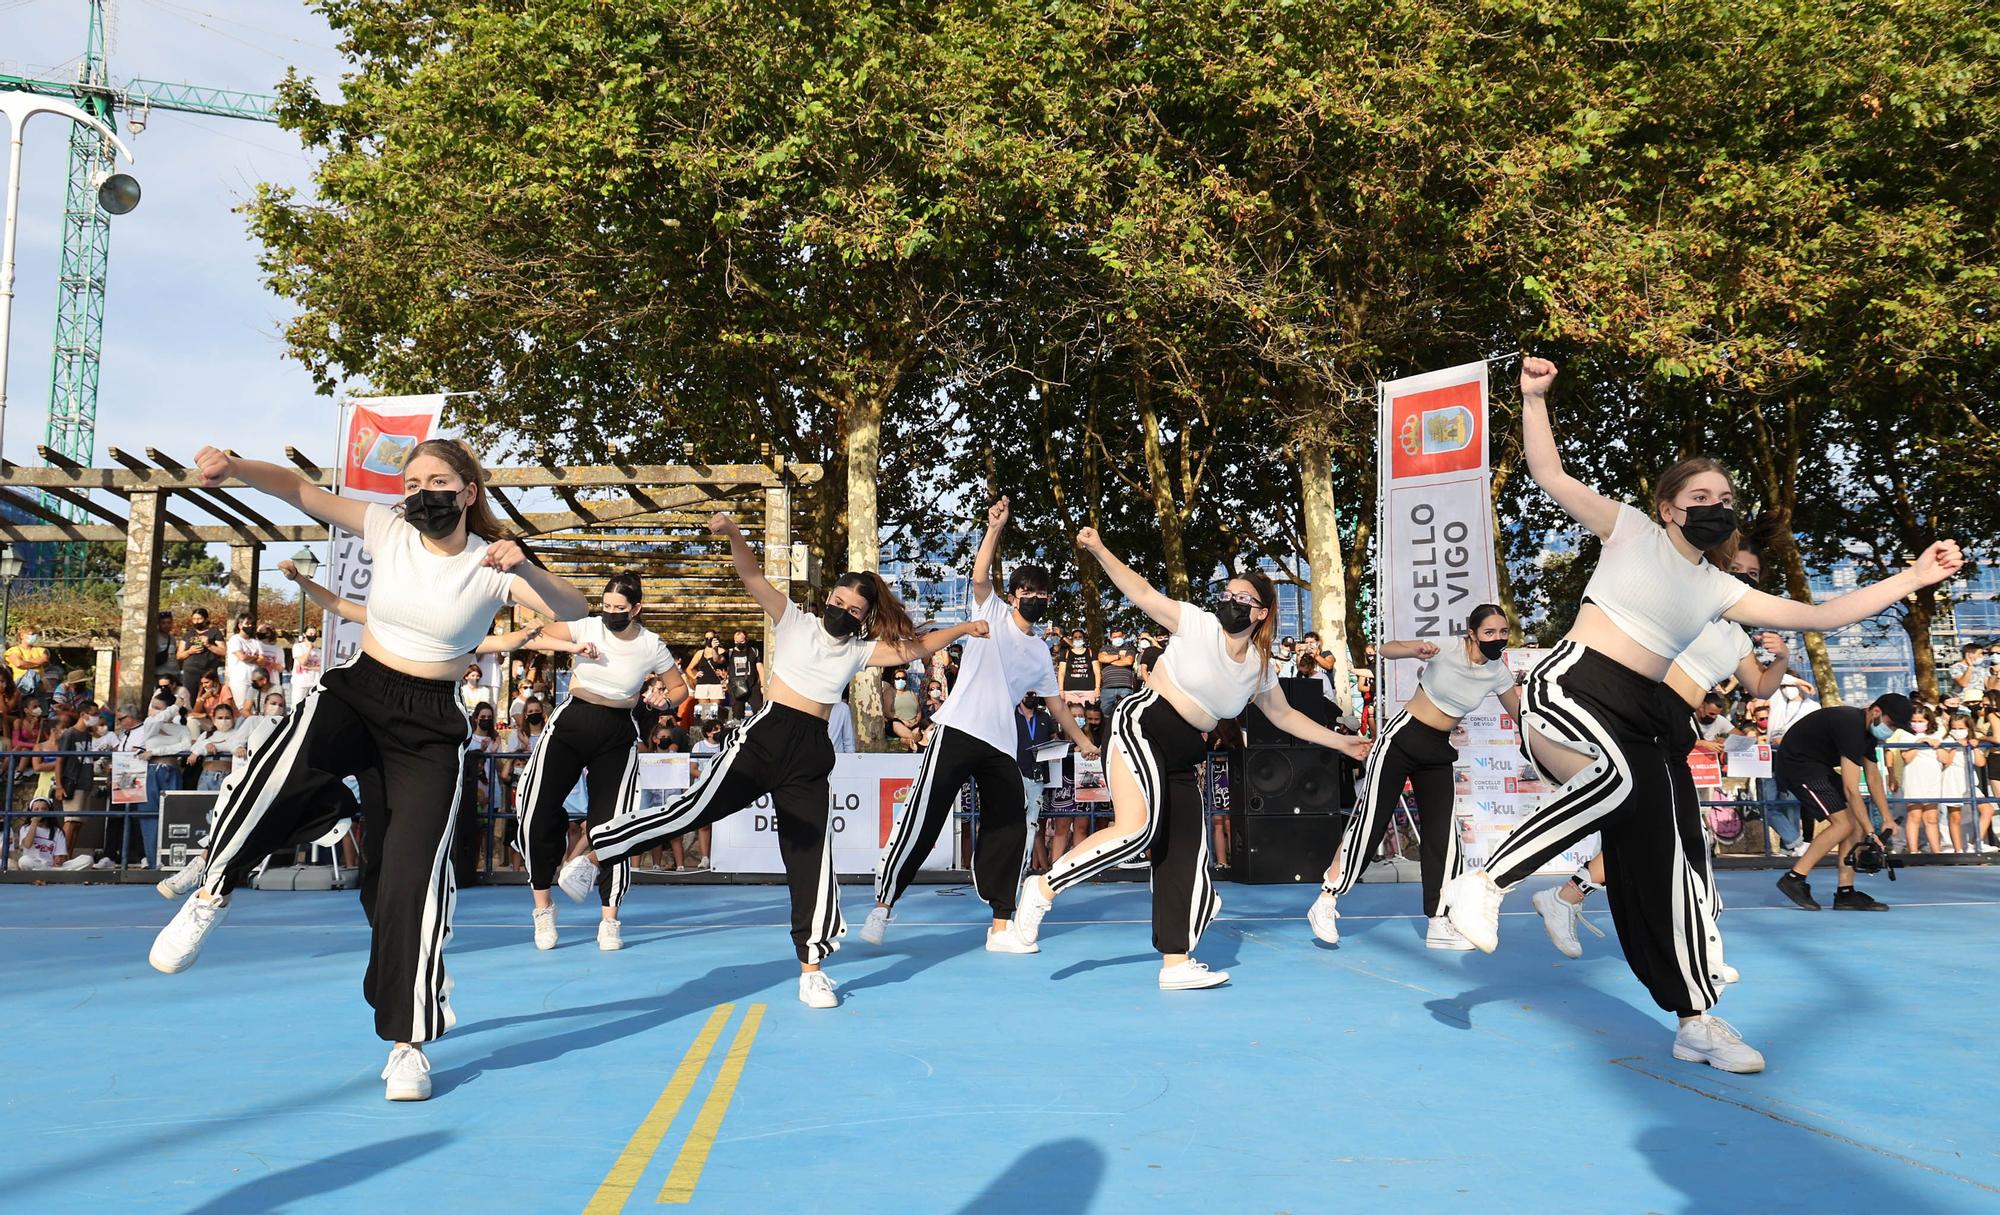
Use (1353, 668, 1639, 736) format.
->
(1011, 528, 1371, 991)
(147, 439, 589, 1103)
(587, 511, 986, 1010)
(1441, 357, 1962, 1078)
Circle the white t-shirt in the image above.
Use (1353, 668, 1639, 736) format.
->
(15, 823, 66, 866)
(769, 602, 873, 703)
(1157, 602, 1280, 721)
(224, 632, 262, 696)
(1673, 620, 1752, 693)
(361, 503, 522, 662)
(1765, 675, 1819, 742)
(1948, 660, 1988, 699)
(932, 591, 1063, 757)
(1416, 642, 1516, 718)
(1582, 504, 1750, 660)
(566, 616, 678, 702)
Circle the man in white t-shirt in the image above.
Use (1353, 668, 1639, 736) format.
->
(1764, 673, 1819, 743)
(861, 498, 1103, 954)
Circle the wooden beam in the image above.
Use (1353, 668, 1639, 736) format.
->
(0, 461, 823, 491)
(0, 523, 328, 543)
(35, 444, 83, 474)
(0, 487, 87, 530)
(284, 447, 323, 476)
(32, 482, 127, 528)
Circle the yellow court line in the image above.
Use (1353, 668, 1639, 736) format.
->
(582, 1004, 736, 1215)
(658, 1002, 767, 1205)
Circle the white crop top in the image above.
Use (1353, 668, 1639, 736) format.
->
(1416, 642, 1517, 718)
(1672, 620, 1751, 692)
(1581, 504, 1749, 660)
(361, 503, 520, 663)
(770, 601, 875, 703)
(931, 591, 1062, 759)
(1157, 602, 1280, 721)
(566, 616, 677, 701)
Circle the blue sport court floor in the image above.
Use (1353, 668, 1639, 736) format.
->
(4, 867, 1998, 1213)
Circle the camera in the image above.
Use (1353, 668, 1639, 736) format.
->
(1845, 835, 1898, 881)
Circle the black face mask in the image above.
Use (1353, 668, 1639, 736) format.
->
(1477, 637, 1507, 661)
(1731, 571, 1758, 588)
(526, 712, 545, 726)
(821, 605, 862, 639)
(401, 488, 465, 539)
(601, 611, 632, 632)
(1675, 503, 1737, 550)
(1015, 596, 1048, 623)
(1215, 600, 1255, 635)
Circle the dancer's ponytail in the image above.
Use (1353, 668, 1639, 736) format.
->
(836, 571, 918, 645)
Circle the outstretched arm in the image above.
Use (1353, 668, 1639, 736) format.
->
(1076, 528, 1180, 632)
(193, 447, 368, 533)
(1735, 632, 1790, 699)
(970, 497, 1008, 606)
(1250, 684, 1372, 761)
(709, 512, 789, 620)
(867, 619, 991, 668)
(278, 559, 365, 625)
(1379, 639, 1441, 661)
(486, 541, 589, 621)
(1043, 693, 1101, 759)
(1725, 541, 1963, 632)
(1517, 358, 1622, 539)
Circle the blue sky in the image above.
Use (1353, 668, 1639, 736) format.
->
(3, 0, 353, 574)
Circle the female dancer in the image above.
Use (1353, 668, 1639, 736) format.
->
(1307, 605, 1520, 951)
(146, 440, 588, 1102)
(1011, 531, 1372, 989)
(582, 512, 988, 1009)
(1438, 357, 1962, 1074)
(519, 573, 690, 951)
(1532, 539, 1792, 984)
(863, 498, 1100, 954)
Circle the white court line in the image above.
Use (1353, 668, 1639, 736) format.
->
(8, 900, 2000, 931)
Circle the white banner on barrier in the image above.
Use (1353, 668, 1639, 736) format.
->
(1375, 361, 1498, 724)
(325, 395, 449, 668)
(708, 752, 951, 875)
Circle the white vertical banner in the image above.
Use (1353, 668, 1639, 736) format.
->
(325, 395, 449, 667)
(1374, 361, 1498, 723)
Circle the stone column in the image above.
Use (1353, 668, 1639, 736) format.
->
(115, 492, 166, 713)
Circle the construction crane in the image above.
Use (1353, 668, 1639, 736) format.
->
(1, 0, 277, 576)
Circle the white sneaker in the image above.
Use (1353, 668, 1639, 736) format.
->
(1440, 870, 1504, 954)
(798, 970, 839, 1009)
(131, 858, 149, 870)
(532, 906, 558, 950)
(157, 855, 205, 899)
(1714, 963, 1740, 984)
(1672, 1014, 1765, 1073)
(1306, 888, 1340, 945)
(149, 894, 229, 974)
(1158, 959, 1229, 990)
(556, 856, 599, 905)
(1533, 885, 1585, 959)
(858, 906, 890, 946)
(382, 1044, 433, 1101)
(60, 854, 95, 871)
(93, 856, 117, 870)
(985, 926, 1039, 954)
(597, 918, 624, 951)
(1425, 916, 1477, 951)
(1013, 876, 1054, 945)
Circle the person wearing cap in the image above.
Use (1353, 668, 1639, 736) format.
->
(1771, 692, 1914, 912)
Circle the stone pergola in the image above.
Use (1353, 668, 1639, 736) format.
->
(0, 445, 821, 711)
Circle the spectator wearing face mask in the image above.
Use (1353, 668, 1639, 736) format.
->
(224, 614, 262, 710)
(885, 667, 923, 750)
(1942, 711, 1989, 853)
(5, 624, 51, 695)
(1059, 629, 1099, 709)
(123, 691, 196, 869)
(1949, 643, 1989, 704)
(12, 798, 71, 870)
(54, 706, 104, 859)
(724, 629, 765, 721)
(685, 641, 727, 722)
(292, 624, 323, 706)
(1098, 624, 1140, 718)
(255, 625, 284, 691)
(190, 704, 244, 792)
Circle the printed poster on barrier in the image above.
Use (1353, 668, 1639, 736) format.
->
(1374, 361, 1497, 724)
(1725, 734, 1771, 778)
(1449, 647, 1586, 874)
(111, 751, 147, 804)
(638, 752, 695, 793)
(325, 395, 449, 669)
(1687, 749, 1724, 788)
(1073, 755, 1108, 803)
(709, 753, 948, 874)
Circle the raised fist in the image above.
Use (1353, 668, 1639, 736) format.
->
(192, 445, 234, 487)
(1520, 356, 1558, 398)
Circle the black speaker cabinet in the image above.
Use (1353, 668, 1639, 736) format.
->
(1241, 745, 1351, 815)
(1232, 812, 1343, 884)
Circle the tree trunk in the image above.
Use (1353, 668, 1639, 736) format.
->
(1766, 521, 1841, 704)
(1745, 399, 1838, 702)
(1080, 388, 1108, 640)
(1343, 512, 1372, 667)
(1134, 360, 1191, 599)
(1904, 583, 1939, 702)
(845, 392, 887, 749)
(1490, 441, 1523, 642)
(1299, 438, 1353, 711)
(1042, 380, 1104, 637)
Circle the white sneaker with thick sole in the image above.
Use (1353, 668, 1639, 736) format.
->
(1306, 889, 1341, 945)
(157, 855, 205, 899)
(1673, 1014, 1764, 1073)
(1440, 870, 1505, 954)
(382, 1044, 433, 1101)
(798, 971, 839, 1009)
(858, 906, 890, 946)
(597, 918, 624, 951)
(1013, 877, 1054, 945)
(556, 856, 599, 904)
(1533, 885, 1585, 958)
(1425, 916, 1477, 951)
(1158, 959, 1229, 990)
(149, 894, 228, 974)
(985, 927, 1039, 954)
(532, 906, 558, 950)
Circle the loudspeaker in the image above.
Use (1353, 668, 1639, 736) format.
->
(1232, 812, 1343, 884)
(1241, 745, 1352, 815)
(1242, 676, 1340, 747)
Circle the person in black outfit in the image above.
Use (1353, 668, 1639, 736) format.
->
(1772, 693, 1913, 911)
(725, 629, 764, 720)
(177, 607, 225, 698)
(154, 610, 182, 690)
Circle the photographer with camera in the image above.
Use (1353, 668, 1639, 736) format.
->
(1772, 692, 1912, 912)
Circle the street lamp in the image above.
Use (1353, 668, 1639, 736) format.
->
(290, 546, 319, 636)
(0, 543, 22, 639)
(0, 92, 137, 465)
